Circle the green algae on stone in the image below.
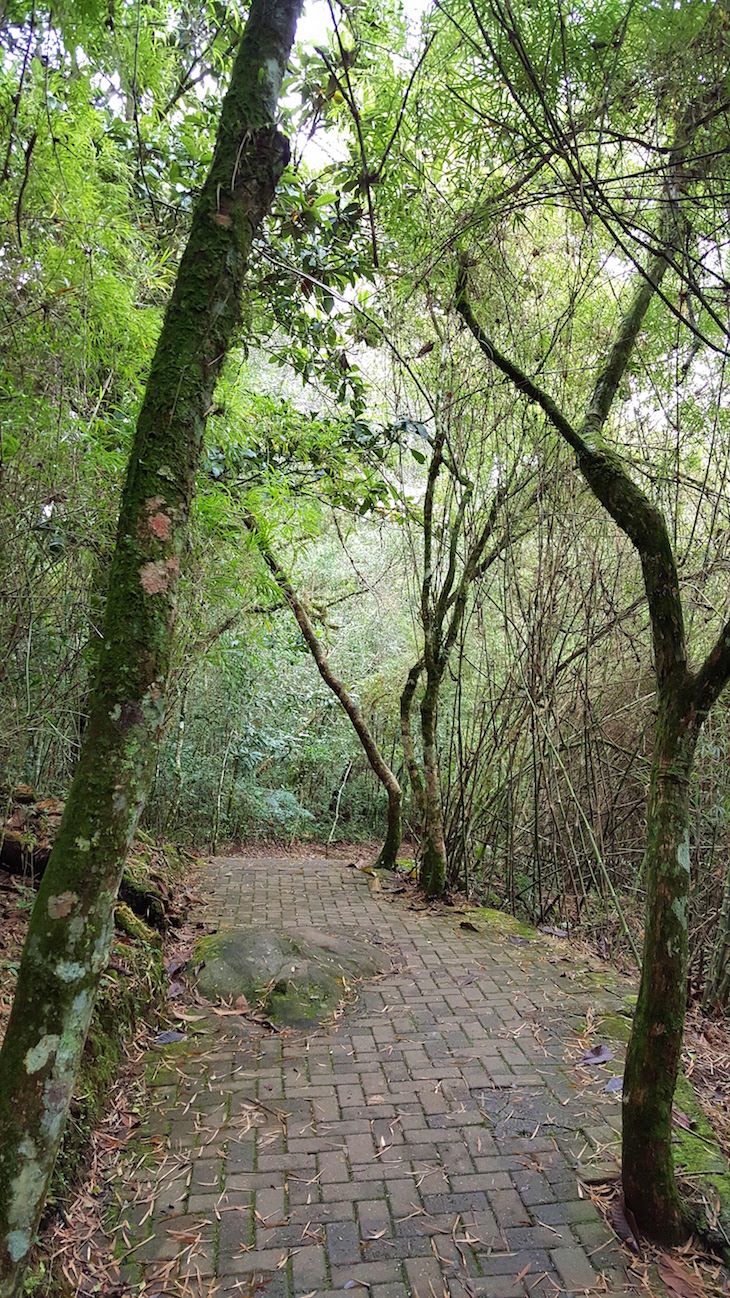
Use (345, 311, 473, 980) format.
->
(466, 907, 538, 940)
(596, 1013, 633, 1043)
(191, 926, 388, 1029)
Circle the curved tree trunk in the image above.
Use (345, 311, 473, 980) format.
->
(622, 698, 697, 1241)
(249, 529, 403, 870)
(0, 4, 302, 1292)
(453, 96, 730, 1237)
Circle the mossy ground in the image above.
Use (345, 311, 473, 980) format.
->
(672, 1073, 730, 1260)
(466, 906, 538, 940)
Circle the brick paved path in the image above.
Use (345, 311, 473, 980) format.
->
(122, 854, 637, 1298)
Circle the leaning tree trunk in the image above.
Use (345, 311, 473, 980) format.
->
(622, 697, 698, 1241)
(0, 3, 302, 1291)
(248, 527, 403, 870)
(420, 680, 447, 897)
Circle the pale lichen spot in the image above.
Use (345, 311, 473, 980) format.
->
(677, 831, 690, 874)
(69, 914, 84, 942)
(47, 891, 77, 919)
(72, 990, 90, 1017)
(75, 837, 91, 852)
(55, 960, 85, 982)
(8, 1152, 46, 1243)
(7, 1229, 31, 1261)
(25, 1034, 60, 1074)
(671, 895, 688, 926)
(109, 703, 122, 723)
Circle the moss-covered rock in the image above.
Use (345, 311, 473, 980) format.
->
(192, 925, 388, 1029)
(595, 1013, 633, 1043)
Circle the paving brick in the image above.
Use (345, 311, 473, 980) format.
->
(326, 1220, 361, 1266)
(292, 1244, 327, 1291)
(126, 854, 633, 1298)
(550, 1245, 599, 1292)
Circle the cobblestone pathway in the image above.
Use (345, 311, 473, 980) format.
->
(122, 854, 638, 1298)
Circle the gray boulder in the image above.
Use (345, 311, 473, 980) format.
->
(192, 925, 387, 1029)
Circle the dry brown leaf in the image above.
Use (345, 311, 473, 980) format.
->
(657, 1254, 705, 1298)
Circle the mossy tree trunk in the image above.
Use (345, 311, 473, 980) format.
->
(455, 109, 730, 1241)
(621, 698, 698, 1238)
(420, 681, 447, 897)
(0, 2, 302, 1291)
(247, 525, 403, 869)
(400, 659, 425, 834)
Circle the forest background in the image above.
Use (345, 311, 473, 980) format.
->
(2, 0, 730, 1013)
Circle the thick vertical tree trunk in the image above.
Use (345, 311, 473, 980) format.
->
(420, 682, 447, 897)
(377, 784, 403, 872)
(622, 698, 697, 1242)
(0, 4, 302, 1292)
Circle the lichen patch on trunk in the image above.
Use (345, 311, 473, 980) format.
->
(47, 892, 77, 919)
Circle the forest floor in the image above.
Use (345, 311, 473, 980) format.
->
(0, 851, 727, 1298)
(37, 849, 728, 1298)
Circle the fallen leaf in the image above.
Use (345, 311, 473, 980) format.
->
(235, 994, 249, 1012)
(579, 1043, 614, 1066)
(610, 1198, 641, 1256)
(155, 1029, 187, 1044)
(605, 1076, 623, 1093)
(460, 921, 479, 933)
(657, 1254, 705, 1298)
(166, 981, 184, 1000)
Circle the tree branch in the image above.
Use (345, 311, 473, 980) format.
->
(455, 250, 687, 693)
(245, 518, 399, 796)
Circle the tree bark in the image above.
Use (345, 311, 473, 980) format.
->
(420, 683, 447, 897)
(0, 3, 302, 1291)
(400, 659, 425, 830)
(248, 527, 403, 869)
(622, 696, 698, 1240)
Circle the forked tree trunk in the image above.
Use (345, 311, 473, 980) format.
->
(248, 527, 403, 870)
(0, 4, 302, 1291)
